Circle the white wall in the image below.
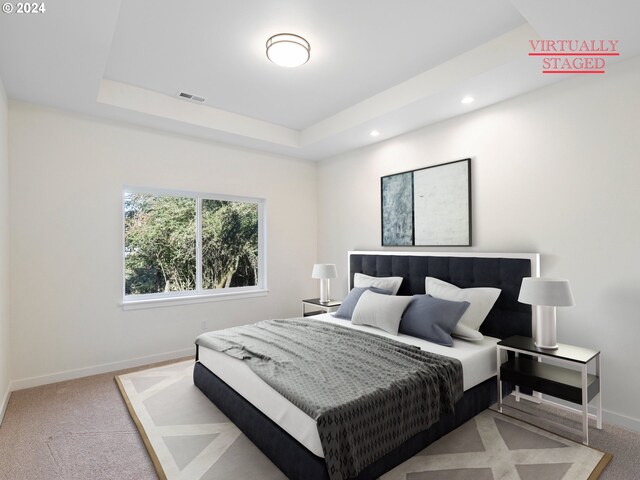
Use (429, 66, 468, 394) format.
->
(0, 76, 10, 420)
(8, 103, 317, 387)
(317, 57, 640, 430)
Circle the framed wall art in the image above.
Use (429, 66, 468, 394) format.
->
(381, 158, 471, 246)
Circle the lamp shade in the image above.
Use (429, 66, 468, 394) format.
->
(311, 264, 337, 280)
(518, 277, 575, 307)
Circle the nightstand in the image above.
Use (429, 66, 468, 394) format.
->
(302, 298, 341, 317)
(497, 335, 602, 445)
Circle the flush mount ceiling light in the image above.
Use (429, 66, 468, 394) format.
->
(266, 33, 310, 68)
(370, 130, 380, 137)
(461, 96, 475, 104)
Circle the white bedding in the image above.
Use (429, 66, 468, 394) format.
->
(197, 313, 501, 458)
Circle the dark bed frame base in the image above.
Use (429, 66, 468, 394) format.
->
(193, 252, 534, 479)
(194, 360, 498, 480)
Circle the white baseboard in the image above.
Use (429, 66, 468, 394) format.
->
(7, 351, 640, 435)
(8, 347, 195, 392)
(601, 408, 640, 433)
(0, 384, 10, 426)
(547, 395, 640, 432)
(511, 392, 640, 433)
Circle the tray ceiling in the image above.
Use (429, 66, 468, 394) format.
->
(1, 0, 638, 160)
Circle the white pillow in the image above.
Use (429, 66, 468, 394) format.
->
(351, 290, 413, 335)
(354, 273, 403, 295)
(451, 323, 484, 342)
(425, 277, 501, 332)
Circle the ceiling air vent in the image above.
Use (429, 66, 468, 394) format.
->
(178, 91, 206, 103)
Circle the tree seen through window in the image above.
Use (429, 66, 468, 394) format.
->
(124, 192, 260, 296)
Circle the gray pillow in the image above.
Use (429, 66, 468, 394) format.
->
(354, 273, 403, 295)
(351, 290, 414, 335)
(334, 286, 390, 320)
(399, 294, 470, 347)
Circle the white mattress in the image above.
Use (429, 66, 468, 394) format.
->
(198, 313, 501, 458)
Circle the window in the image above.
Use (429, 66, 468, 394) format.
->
(123, 188, 265, 306)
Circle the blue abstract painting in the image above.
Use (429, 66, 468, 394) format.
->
(381, 172, 413, 245)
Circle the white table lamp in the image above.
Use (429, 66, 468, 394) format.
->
(311, 264, 337, 303)
(518, 277, 575, 350)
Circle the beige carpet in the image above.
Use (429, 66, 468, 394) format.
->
(117, 360, 611, 480)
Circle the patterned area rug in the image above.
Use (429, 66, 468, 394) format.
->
(117, 360, 610, 480)
(380, 409, 610, 480)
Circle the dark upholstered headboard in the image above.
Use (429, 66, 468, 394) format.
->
(348, 251, 539, 340)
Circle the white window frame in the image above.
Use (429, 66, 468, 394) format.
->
(121, 186, 267, 310)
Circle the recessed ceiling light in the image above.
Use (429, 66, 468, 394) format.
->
(370, 130, 380, 137)
(266, 33, 310, 68)
(461, 96, 475, 104)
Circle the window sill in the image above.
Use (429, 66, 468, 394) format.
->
(120, 289, 269, 311)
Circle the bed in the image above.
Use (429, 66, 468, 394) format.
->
(193, 251, 539, 479)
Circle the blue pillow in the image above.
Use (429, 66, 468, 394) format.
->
(334, 287, 390, 320)
(399, 294, 470, 346)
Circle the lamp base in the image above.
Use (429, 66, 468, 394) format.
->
(535, 305, 559, 351)
(319, 279, 331, 303)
